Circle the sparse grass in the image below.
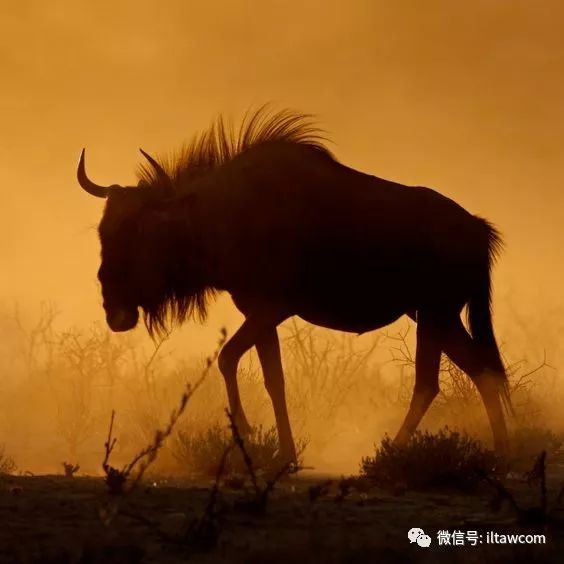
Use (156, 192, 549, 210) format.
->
(360, 427, 497, 491)
(0, 445, 16, 475)
(174, 424, 233, 478)
(173, 422, 305, 479)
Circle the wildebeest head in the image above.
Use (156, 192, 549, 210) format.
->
(78, 108, 328, 335)
(77, 149, 178, 333)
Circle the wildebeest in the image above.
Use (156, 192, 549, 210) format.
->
(77, 107, 510, 463)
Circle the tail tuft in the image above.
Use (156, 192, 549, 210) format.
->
(467, 218, 513, 416)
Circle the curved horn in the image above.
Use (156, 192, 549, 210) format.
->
(139, 148, 171, 187)
(77, 149, 110, 198)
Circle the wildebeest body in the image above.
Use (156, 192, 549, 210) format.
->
(77, 108, 511, 464)
(176, 141, 488, 333)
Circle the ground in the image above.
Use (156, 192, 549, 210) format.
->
(1, 469, 563, 564)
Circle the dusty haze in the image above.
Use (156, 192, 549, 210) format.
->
(0, 1, 563, 473)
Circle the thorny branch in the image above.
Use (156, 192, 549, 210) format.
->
(101, 327, 228, 496)
(385, 321, 554, 409)
(226, 407, 301, 514)
(226, 409, 260, 496)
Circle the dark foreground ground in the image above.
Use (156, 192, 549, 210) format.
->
(1, 470, 563, 564)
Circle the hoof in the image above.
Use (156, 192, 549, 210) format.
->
(273, 450, 298, 472)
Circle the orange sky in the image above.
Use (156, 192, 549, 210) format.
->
(1, 1, 563, 353)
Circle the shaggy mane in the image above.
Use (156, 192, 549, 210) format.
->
(142, 284, 218, 339)
(136, 105, 331, 188)
(133, 106, 330, 336)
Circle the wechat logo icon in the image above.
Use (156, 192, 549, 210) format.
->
(408, 527, 432, 548)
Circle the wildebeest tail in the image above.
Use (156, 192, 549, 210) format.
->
(467, 219, 513, 415)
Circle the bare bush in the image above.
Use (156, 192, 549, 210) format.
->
(385, 321, 558, 437)
(121, 331, 174, 449)
(12, 302, 59, 382)
(173, 422, 305, 479)
(281, 318, 384, 455)
(53, 324, 127, 460)
(282, 319, 381, 418)
(361, 428, 496, 491)
(0, 445, 16, 475)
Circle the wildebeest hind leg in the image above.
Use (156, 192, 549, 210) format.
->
(394, 314, 442, 445)
(255, 327, 297, 464)
(441, 318, 509, 457)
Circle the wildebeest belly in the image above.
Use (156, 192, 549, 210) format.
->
(297, 303, 406, 334)
(292, 275, 413, 334)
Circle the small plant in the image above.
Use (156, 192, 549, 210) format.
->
(360, 427, 497, 491)
(62, 462, 80, 477)
(174, 423, 281, 478)
(0, 445, 16, 475)
(510, 426, 564, 472)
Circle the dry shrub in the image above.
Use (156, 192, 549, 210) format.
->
(174, 424, 232, 477)
(173, 423, 288, 478)
(360, 427, 496, 491)
(0, 445, 16, 475)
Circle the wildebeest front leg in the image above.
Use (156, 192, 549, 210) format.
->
(218, 311, 288, 437)
(218, 323, 255, 436)
(255, 327, 297, 464)
(394, 316, 442, 445)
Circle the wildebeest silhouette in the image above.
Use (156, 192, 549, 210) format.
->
(77, 107, 510, 463)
